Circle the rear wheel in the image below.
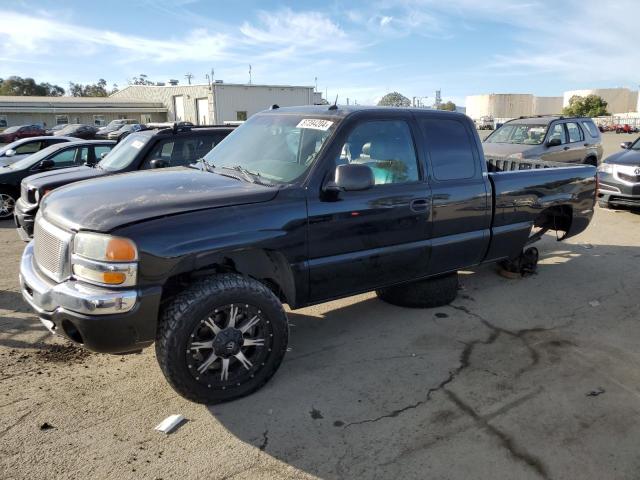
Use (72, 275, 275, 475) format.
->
(376, 272, 459, 308)
(585, 157, 597, 167)
(156, 273, 289, 404)
(0, 189, 16, 219)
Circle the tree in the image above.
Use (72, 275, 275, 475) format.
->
(437, 101, 456, 111)
(0, 76, 65, 96)
(562, 95, 609, 117)
(68, 79, 109, 97)
(130, 74, 155, 86)
(377, 92, 411, 107)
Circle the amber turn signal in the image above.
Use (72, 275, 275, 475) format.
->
(106, 238, 137, 262)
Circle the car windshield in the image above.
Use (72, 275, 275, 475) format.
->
(203, 113, 337, 184)
(98, 132, 150, 171)
(631, 138, 640, 150)
(485, 124, 548, 145)
(7, 144, 59, 169)
(3, 126, 19, 133)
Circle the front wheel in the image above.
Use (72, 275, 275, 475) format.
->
(0, 190, 16, 219)
(156, 273, 289, 404)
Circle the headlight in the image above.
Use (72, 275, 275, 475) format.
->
(597, 163, 614, 174)
(507, 152, 524, 160)
(72, 232, 138, 286)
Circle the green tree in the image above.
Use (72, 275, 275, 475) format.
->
(0, 76, 64, 96)
(437, 101, 456, 111)
(562, 95, 609, 117)
(130, 74, 155, 86)
(68, 79, 109, 97)
(377, 91, 411, 107)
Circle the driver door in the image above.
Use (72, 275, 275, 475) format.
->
(306, 115, 432, 302)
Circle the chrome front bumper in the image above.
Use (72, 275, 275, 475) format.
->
(19, 241, 137, 316)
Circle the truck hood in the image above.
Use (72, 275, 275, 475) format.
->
(604, 148, 640, 166)
(482, 143, 535, 158)
(25, 165, 107, 189)
(41, 167, 279, 232)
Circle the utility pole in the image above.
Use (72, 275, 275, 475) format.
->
(185, 73, 193, 85)
(315, 77, 318, 93)
(248, 65, 252, 85)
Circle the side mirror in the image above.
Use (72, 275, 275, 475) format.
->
(620, 142, 632, 149)
(546, 138, 562, 147)
(150, 158, 170, 169)
(4, 149, 16, 157)
(325, 164, 374, 193)
(39, 159, 55, 170)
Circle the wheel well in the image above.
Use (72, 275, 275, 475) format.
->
(159, 258, 291, 310)
(533, 205, 572, 236)
(0, 184, 19, 198)
(584, 155, 597, 166)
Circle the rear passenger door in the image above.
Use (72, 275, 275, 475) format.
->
(418, 116, 491, 274)
(564, 121, 587, 163)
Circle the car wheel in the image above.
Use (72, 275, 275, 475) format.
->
(155, 273, 289, 404)
(376, 272, 459, 308)
(0, 190, 16, 219)
(585, 157, 597, 166)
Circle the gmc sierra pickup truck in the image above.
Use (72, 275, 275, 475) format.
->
(19, 106, 596, 404)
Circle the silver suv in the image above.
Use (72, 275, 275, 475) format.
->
(483, 116, 603, 166)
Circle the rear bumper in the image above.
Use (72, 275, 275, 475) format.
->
(14, 198, 37, 240)
(19, 242, 161, 353)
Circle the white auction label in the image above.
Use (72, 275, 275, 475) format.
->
(296, 119, 334, 131)
(130, 140, 145, 149)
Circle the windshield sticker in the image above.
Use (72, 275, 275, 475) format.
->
(130, 140, 145, 149)
(296, 119, 334, 131)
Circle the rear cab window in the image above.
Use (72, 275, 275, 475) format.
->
(419, 117, 477, 181)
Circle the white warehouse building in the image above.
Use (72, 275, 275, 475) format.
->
(465, 93, 563, 120)
(563, 87, 638, 115)
(111, 82, 323, 125)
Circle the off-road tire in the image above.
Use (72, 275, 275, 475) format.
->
(376, 272, 459, 308)
(155, 273, 289, 404)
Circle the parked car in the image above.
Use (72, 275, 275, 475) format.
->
(15, 126, 233, 238)
(615, 124, 638, 134)
(107, 123, 146, 141)
(597, 138, 640, 209)
(0, 140, 114, 219)
(476, 116, 494, 130)
(45, 124, 68, 135)
(0, 136, 76, 167)
(19, 106, 596, 404)
(95, 119, 138, 139)
(53, 124, 99, 140)
(0, 125, 47, 143)
(483, 116, 603, 166)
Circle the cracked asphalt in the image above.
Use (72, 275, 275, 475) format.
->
(2, 133, 640, 479)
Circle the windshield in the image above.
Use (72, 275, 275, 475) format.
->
(8, 144, 59, 169)
(203, 114, 337, 184)
(485, 124, 548, 145)
(98, 132, 150, 171)
(4, 126, 19, 133)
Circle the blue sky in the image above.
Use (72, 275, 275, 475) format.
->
(1, 0, 638, 106)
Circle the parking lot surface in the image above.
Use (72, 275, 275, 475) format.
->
(1, 133, 640, 480)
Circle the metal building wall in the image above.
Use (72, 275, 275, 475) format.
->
(532, 97, 563, 115)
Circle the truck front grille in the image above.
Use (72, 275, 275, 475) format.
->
(33, 217, 73, 283)
(617, 172, 640, 183)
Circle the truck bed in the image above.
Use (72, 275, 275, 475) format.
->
(482, 157, 597, 261)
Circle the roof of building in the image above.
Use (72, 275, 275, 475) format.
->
(0, 95, 166, 113)
(113, 82, 315, 92)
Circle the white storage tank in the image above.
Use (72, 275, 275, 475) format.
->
(466, 94, 534, 120)
(532, 97, 563, 115)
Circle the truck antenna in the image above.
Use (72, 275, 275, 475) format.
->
(328, 94, 338, 110)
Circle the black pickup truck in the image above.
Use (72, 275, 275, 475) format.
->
(19, 106, 596, 404)
(14, 125, 234, 239)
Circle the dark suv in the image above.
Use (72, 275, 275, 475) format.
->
(15, 125, 234, 238)
(483, 116, 603, 166)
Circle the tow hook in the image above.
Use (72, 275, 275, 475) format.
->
(498, 247, 539, 279)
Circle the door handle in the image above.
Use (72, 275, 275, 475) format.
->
(410, 198, 430, 212)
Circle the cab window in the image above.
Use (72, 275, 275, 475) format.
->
(15, 141, 42, 154)
(548, 124, 567, 144)
(566, 122, 584, 143)
(337, 120, 419, 185)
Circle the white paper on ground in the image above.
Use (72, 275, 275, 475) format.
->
(155, 414, 186, 434)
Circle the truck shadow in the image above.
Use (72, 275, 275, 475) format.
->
(207, 239, 640, 479)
